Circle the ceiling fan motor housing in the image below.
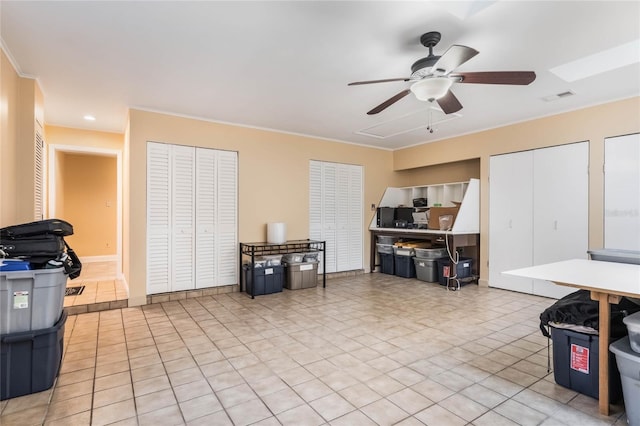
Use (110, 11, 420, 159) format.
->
(410, 56, 440, 78)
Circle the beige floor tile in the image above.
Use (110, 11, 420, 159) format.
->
(276, 404, 325, 426)
(360, 398, 409, 426)
(135, 388, 178, 415)
(387, 388, 434, 415)
(137, 404, 184, 426)
(493, 399, 548, 425)
(178, 393, 223, 423)
(93, 371, 131, 392)
(293, 378, 334, 402)
(330, 409, 378, 426)
(414, 404, 467, 426)
(309, 392, 356, 422)
(91, 399, 136, 426)
(472, 409, 521, 426)
(185, 410, 233, 426)
(133, 375, 171, 397)
(45, 394, 92, 421)
(173, 378, 214, 403)
(216, 383, 258, 408)
(44, 410, 91, 426)
(439, 393, 490, 422)
(261, 387, 306, 414)
(339, 382, 382, 408)
(224, 398, 271, 426)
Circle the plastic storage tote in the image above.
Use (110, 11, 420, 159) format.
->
(243, 264, 284, 296)
(609, 337, 640, 426)
(0, 267, 67, 334)
(436, 257, 473, 286)
(285, 262, 318, 290)
(378, 253, 395, 275)
(623, 311, 640, 353)
(394, 254, 416, 278)
(414, 248, 447, 259)
(588, 249, 640, 265)
(413, 257, 439, 282)
(1, 310, 67, 400)
(551, 326, 622, 401)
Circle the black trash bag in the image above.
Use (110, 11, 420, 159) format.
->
(539, 290, 640, 338)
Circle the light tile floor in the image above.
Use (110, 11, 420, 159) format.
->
(0, 273, 629, 425)
(64, 261, 128, 311)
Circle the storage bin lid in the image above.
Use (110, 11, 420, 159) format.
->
(623, 311, 640, 330)
(610, 336, 640, 362)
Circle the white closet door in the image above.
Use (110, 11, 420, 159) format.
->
(532, 142, 589, 298)
(147, 142, 172, 294)
(171, 145, 196, 291)
(605, 134, 640, 250)
(348, 165, 363, 270)
(336, 165, 351, 272)
(489, 151, 534, 293)
(323, 163, 337, 273)
(215, 150, 238, 286)
(195, 148, 216, 289)
(309, 161, 324, 272)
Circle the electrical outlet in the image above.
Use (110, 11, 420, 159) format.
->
(371, 203, 376, 211)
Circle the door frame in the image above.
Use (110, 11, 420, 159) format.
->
(47, 144, 123, 278)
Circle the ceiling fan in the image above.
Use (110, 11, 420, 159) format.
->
(349, 31, 536, 115)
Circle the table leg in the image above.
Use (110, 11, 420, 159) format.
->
(595, 291, 610, 416)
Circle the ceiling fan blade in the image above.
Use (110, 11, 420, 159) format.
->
(452, 71, 536, 85)
(432, 45, 479, 75)
(437, 90, 463, 114)
(348, 78, 410, 86)
(367, 90, 411, 115)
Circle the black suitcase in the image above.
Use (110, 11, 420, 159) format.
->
(0, 219, 73, 239)
(0, 234, 65, 264)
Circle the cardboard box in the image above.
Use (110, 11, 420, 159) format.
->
(428, 207, 459, 230)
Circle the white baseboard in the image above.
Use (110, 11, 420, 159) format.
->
(80, 255, 118, 263)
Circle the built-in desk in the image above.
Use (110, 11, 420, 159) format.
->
(370, 228, 480, 281)
(505, 259, 640, 416)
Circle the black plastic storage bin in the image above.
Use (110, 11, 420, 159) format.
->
(1, 310, 66, 400)
(243, 265, 284, 296)
(394, 255, 416, 278)
(550, 326, 622, 401)
(436, 257, 472, 285)
(379, 253, 395, 275)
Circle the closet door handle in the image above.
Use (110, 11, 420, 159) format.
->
(554, 220, 558, 230)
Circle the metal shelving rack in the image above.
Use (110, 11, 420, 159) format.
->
(239, 240, 326, 299)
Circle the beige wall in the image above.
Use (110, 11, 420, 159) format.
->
(0, 50, 20, 226)
(0, 48, 44, 227)
(61, 153, 117, 257)
(394, 97, 640, 287)
(45, 125, 124, 151)
(127, 109, 395, 305)
(394, 158, 480, 188)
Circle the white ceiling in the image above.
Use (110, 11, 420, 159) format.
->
(2, 1, 639, 150)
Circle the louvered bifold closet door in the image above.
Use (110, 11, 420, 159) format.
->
(171, 145, 196, 291)
(309, 161, 324, 272)
(336, 165, 351, 272)
(215, 150, 238, 286)
(34, 129, 45, 220)
(348, 165, 363, 270)
(147, 142, 172, 294)
(322, 164, 338, 273)
(195, 148, 216, 289)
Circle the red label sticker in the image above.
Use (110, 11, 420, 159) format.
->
(570, 343, 589, 373)
(443, 266, 450, 278)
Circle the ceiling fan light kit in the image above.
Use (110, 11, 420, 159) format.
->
(410, 78, 453, 101)
(349, 31, 536, 115)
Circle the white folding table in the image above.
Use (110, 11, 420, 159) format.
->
(505, 259, 640, 415)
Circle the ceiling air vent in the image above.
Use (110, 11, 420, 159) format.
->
(542, 90, 575, 102)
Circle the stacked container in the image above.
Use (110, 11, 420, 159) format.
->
(0, 267, 68, 400)
(413, 248, 447, 283)
(610, 311, 640, 426)
(282, 253, 318, 290)
(376, 236, 398, 275)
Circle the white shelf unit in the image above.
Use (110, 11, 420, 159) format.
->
(370, 178, 479, 232)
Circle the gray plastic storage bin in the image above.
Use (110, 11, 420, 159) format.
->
(0, 268, 67, 334)
(414, 248, 447, 259)
(413, 257, 439, 282)
(588, 249, 640, 265)
(285, 261, 318, 290)
(623, 311, 640, 353)
(610, 337, 640, 426)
